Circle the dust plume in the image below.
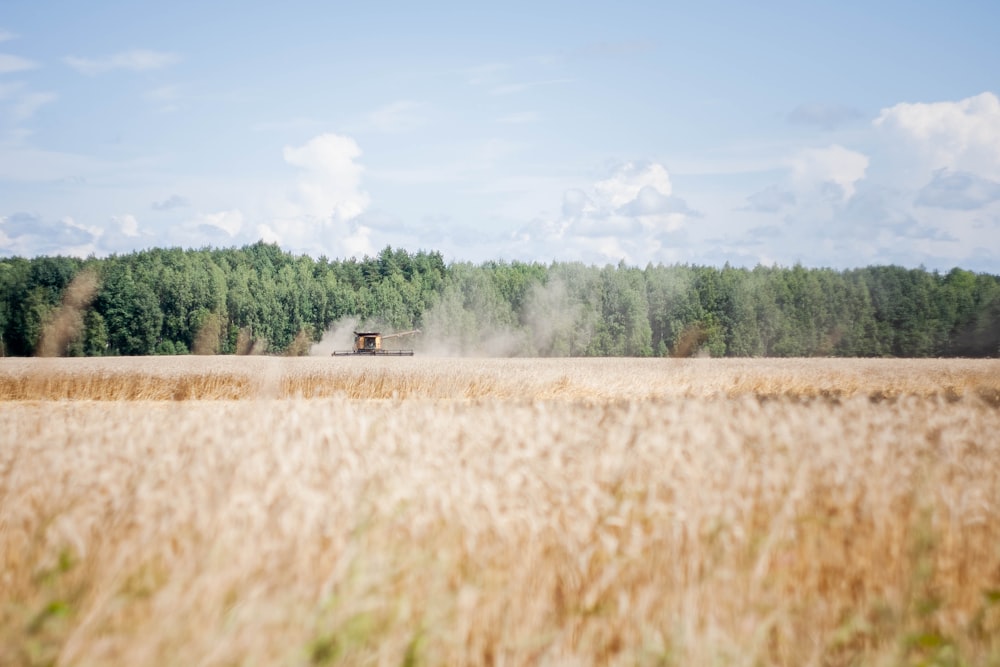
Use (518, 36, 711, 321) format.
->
(416, 274, 599, 357)
(415, 279, 526, 357)
(521, 277, 597, 356)
(36, 269, 99, 357)
(309, 317, 359, 356)
(192, 313, 224, 355)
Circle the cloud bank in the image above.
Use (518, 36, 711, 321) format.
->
(2, 90, 1000, 271)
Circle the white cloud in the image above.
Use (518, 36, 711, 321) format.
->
(727, 94, 1000, 269)
(63, 50, 180, 75)
(0, 213, 98, 258)
(113, 214, 140, 237)
(255, 223, 281, 246)
(593, 161, 673, 208)
(163, 209, 248, 250)
(282, 133, 369, 222)
(256, 218, 374, 259)
(257, 133, 373, 257)
(342, 224, 373, 257)
(0, 53, 38, 73)
(513, 161, 696, 264)
(194, 209, 244, 237)
(915, 169, 1000, 210)
(874, 92, 1000, 178)
(790, 144, 869, 200)
(97, 214, 152, 253)
(0, 30, 16, 43)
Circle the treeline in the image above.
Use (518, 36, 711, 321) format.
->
(1, 242, 998, 357)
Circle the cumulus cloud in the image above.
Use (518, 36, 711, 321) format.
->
(3, 133, 374, 258)
(727, 144, 871, 266)
(192, 209, 244, 238)
(515, 161, 697, 264)
(787, 102, 863, 130)
(259, 133, 373, 257)
(163, 209, 247, 250)
(593, 162, 673, 208)
(620, 185, 699, 217)
(113, 214, 140, 237)
(63, 50, 180, 75)
(282, 133, 369, 221)
(874, 92, 1000, 178)
(93, 214, 155, 254)
(823, 92, 1000, 267)
(915, 169, 1000, 210)
(790, 144, 869, 200)
(0, 213, 98, 257)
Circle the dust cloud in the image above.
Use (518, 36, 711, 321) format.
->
(309, 317, 359, 356)
(36, 270, 99, 357)
(308, 277, 599, 358)
(415, 277, 596, 357)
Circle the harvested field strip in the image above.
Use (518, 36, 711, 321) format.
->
(1, 357, 999, 402)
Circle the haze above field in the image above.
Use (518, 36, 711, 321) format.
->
(1, 1, 999, 271)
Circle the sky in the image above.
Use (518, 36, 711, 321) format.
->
(1, 1, 999, 271)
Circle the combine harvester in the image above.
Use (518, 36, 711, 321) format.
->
(332, 330, 420, 356)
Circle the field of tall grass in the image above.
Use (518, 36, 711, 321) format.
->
(2, 357, 999, 666)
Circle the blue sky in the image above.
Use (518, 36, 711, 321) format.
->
(2, 1, 999, 270)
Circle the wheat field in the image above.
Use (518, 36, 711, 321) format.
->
(1, 357, 999, 666)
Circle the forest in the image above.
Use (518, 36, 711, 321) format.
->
(1, 242, 998, 358)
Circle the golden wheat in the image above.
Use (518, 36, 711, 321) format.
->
(1, 356, 999, 402)
(1, 358, 999, 666)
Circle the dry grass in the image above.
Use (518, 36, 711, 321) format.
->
(1, 358, 999, 666)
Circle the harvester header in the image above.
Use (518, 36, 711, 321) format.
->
(332, 329, 421, 356)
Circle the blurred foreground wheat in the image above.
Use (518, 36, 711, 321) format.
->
(1, 358, 999, 666)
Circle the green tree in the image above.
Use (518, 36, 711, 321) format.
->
(82, 310, 108, 356)
(97, 263, 163, 355)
